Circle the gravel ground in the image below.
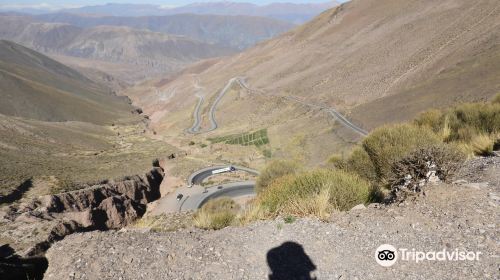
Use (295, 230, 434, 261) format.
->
(45, 156, 500, 280)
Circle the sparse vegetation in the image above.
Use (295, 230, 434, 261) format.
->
(0, 120, 174, 197)
(255, 160, 300, 193)
(194, 197, 240, 230)
(414, 101, 500, 156)
(253, 169, 371, 219)
(132, 213, 194, 232)
(330, 99, 499, 203)
(208, 129, 270, 147)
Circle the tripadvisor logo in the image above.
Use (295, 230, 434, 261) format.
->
(375, 244, 398, 267)
(375, 244, 482, 267)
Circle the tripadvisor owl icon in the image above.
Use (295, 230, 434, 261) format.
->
(375, 244, 398, 267)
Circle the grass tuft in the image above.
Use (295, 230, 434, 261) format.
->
(255, 169, 371, 219)
(193, 197, 239, 230)
(470, 134, 494, 156)
(255, 160, 300, 193)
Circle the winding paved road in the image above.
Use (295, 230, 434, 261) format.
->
(237, 78, 368, 136)
(156, 165, 259, 213)
(188, 165, 259, 185)
(180, 181, 256, 211)
(187, 77, 243, 134)
(187, 95, 204, 134)
(187, 77, 368, 136)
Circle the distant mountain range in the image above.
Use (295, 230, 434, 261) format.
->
(0, 1, 339, 24)
(0, 11, 294, 82)
(0, 15, 237, 82)
(34, 13, 293, 50)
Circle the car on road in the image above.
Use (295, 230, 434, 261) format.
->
(176, 194, 184, 201)
(212, 166, 237, 175)
(217, 186, 223, 190)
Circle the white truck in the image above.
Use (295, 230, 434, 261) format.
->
(211, 166, 236, 175)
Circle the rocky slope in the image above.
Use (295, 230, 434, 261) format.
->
(43, 156, 499, 279)
(0, 167, 164, 257)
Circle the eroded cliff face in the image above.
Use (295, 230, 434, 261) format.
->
(0, 167, 164, 257)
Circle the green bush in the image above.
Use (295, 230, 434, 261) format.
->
(334, 147, 378, 182)
(257, 169, 371, 218)
(193, 197, 239, 230)
(361, 124, 441, 183)
(255, 160, 300, 193)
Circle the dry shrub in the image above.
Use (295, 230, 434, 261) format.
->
(256, 169, 371, 219)
(389, 144, 466, 202)
(255, 160, 300, 193)
(193, 197, 239, 230)
(361, 124, 441, 183)
(470, 134, 494, 156)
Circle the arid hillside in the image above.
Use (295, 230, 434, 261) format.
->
(0, 41, 174, 204)
(125, 0, 500, 166)
(0, 40, 135, 123)
(0, 15, 235, 82)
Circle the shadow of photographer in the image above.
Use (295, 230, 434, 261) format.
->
(267, 241, 317, 280)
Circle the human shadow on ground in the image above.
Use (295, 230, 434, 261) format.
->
(267, 241, 317, 280)
(0, 244, 48, 280)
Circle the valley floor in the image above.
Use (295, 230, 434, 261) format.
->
(44, 156, 500, 279)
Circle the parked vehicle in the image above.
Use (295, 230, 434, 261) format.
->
(211, 166, 236, 175)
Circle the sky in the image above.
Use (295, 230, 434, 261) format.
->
(0, 0, 348, 10)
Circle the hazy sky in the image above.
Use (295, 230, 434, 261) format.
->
(0, 0, 348, 10)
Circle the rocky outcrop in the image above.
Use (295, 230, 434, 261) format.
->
(39, 168, 162, 214)
(89, 195, 145, 230)
(0, 167, 164, 257)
